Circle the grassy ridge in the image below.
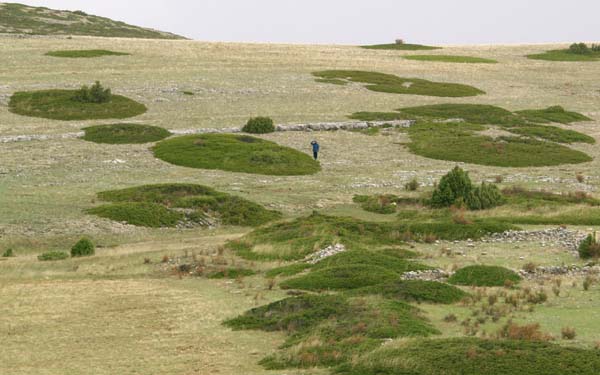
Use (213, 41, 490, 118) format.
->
(9, 90, 147, 121)
(0, 2, 185, 39)
(153, 134, 320, 176)
(82, 124, 171, 144)
(312, 70, 484, 97)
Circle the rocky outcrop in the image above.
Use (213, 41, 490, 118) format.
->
(484, 227, 587, 252)
(304, 243, 346, 264)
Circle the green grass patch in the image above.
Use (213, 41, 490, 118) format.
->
(337, 337, 600, 375)
(353, 194, 400, 214)
(448, 265, 521, 287)
(361, 43, 440, 51)
(153, 134, 320, 176)
(404, 55, 497, 64)
(407, 122, 592, 167)
(506, 125, 594, 144)
(207, 268, 256, 279)
(37, 251, 69, 261)
(312, 70, 484, 97)
(228, 213, 516, 261)
(280, 264, 401, 291)
(515, 106, 591, 124)
(400, 104, 524, 126)
(82, 124, 171, 144)
(494, 209, 600, 226)
(311, 250, 429, 274)
(352, 280, 469, 304)
(265, 263, 312, 278)
(88, 183, 281, 228)
(527, 50, 600, 62)
(226, 294, 438, 369)
(315, 78, 348, 85)
(502, 187, 600, 207)
(349, 111, 412, 121)
(9, 89, 147, 121)
(45, 49, 130, 58)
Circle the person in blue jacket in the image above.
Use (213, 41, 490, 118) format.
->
(311, 140, 320, 160)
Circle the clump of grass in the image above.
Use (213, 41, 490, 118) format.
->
(82, 124, 171, 144)
(502, 186, 600, 206)
(228, 212, 515, 261)
(265, 263, 312, 278)
(38, 251, 69, 261)
(153, 134, 320, 176)
(506, 125, 595, 144)
(9, 89, 147, 121)
(361, 43, 440, 50)
(353, 194, 400, 214)
(71, 238, 95, 257)
(312, 70, 484, 97)
(516, 106, 591, 124)
(404, 55, 497, 64)
(242, 117, 275, 134)
(45, 49, 130, 58)
(528, 44, 600, 61)
(207, 268, 256, 279)
(336, 337, 600, 375)
(279, 264, 401, 291)
(88, 183, 281, 228)
(400, 103, 523, 125)
(561, 327, 577, 340)
(226, 294, 438, 369)
(449, 265, 521, 287)
(2, 248, 15, 257)
(352, 280, 469, 304)
(348, 111, 412, 121)
(578, 233, 600, 259)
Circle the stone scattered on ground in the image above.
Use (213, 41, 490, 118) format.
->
(304, 243, 346, 264)
(402, 269, 450, 281)
(484, 227, 587, 252)
(519, 264, 600, 279)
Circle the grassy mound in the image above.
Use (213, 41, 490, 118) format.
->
(337, 337, 600, 375)
(312, 70, 484, 97)
(361, 43, 440, 50)
(153, 134, 320, 176)
(516, 106, 592, 124)
(502, 187, 600, 207)
(507, 125, 595, 144)
(353, 194, 401, 214)
(349, 111, 412, 121)
(9, 89, 147, 121)
(228, 213, 515, 261)
(448, 265, 521, 287)
(38, 251, 69, 261)
(45, 50, 130, 58)
(407, 122, 592, 167)
(528, 50, 600, 62)
(401, 104, 524, 125)
(88, 184, 281, 228)
(207, 268, 256, 279)
(82, 124, 171, 144)
(265, 263, 312, 278)
(280, 264, 401, 291)
(311, 250, 429, 273)
(0, 2, 185, 39)
(352, 280, 468, 304)
(404, 55, 497, 64)
(225, 295, 438, 369)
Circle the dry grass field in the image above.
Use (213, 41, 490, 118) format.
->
(2, 35, 600, 374)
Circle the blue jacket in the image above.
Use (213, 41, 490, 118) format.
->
(312, 142, 320, 152)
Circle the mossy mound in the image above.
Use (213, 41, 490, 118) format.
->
(516, 106, 592, 124)
(280, 264, 401, 291)
(507, 125, 595, 144)
(82, 124, 171, 144)
(401, 103, 524, 125)
(352, 280, 469, 304)
(404, 55, 497, 64)
(361, 43, 440, 51)
(88, 184, 281, 228)
(228, 212, 515, 261)
(9, 89, 147, 121)
(45, 50, 130, 58)
(225, 295, 439, 369)
(312, 70, 484, 97)
(448, 265, 521, 287)
(337, 337, 600, 375)
(153, 134, 320, 176)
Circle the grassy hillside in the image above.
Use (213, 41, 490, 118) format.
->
(0, 2, 186, 39)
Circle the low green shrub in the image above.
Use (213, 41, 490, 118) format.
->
(352, 280, 469, 304)
(2, 248, 15, 257)
(243, 117, 275, 134)
(578, 233, 600, 259)
(71, 238, 95, 257)
(38, 251, 69, 261)
(208, 268, 256, 279)
(280, 264, 400, 291)
(448, 265, 521, 287)
(465, 182, 506, 210)
(265, 263, 312, 278)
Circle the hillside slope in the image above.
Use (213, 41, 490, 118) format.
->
(0, 2, 186, 39)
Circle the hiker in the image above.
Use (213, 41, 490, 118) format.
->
(311, 140, 320, 160)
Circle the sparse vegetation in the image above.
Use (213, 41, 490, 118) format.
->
(353, 194, 400, 214)
(361, 43, 441, 50)
(528, 43, 600, 61)
(312, 70, 484, 97)
(2, 248, 15, 257)
(37, 251, 69, 261)
(153, 134, 320, 176)
(45, 50, 130, 58)
(404, 55, 498, 64)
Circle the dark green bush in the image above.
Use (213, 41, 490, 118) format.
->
(465, 182, 505, 210)
(2, 248, 15, 257)
(243, 117, 275, 134)
(569, 42, 590, 55)
(352, 280, 469, 304)
(448, 265, 521, 287)
(208, 268, 256, 279)
(38, 251, 69, 261)
(578, 233, 600, 259)
(279, 264, 400, 291)
(71, 238, 95, 257)
(430, 166, 473, 208)
(73, 81, 112, 103)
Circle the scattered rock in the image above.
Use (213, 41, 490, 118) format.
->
(304, 243, 346, 264)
